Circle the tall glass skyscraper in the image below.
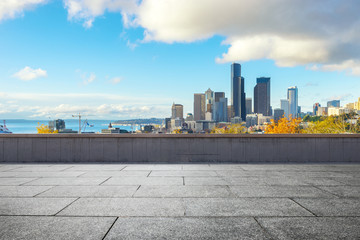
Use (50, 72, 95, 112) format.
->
(254, 77, 271, 116)
(194, 93, 205, 121)
(287, 86, 298, 118)
(231, 63, 246, 121)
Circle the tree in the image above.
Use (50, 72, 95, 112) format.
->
(302, 116, 347, 134)
(36, 123, 58, 134)
(265, 115, 302, 134)
(210, 124, 247, 134)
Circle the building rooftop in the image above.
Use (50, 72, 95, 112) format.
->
(0, 163, 359, 239)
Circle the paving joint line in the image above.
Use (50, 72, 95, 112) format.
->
(101, 217, 118, 240)
(253, 217, 275, 240)
(289, 198, 318, 217)
(32, 186, 57, 197)
(131, 185, 141, 197)
(60, 166, 75, 171)
(19, 177, 41, 186)
(310, 185, 342, 198)
(54, 197, 80, 216)
(99, 177, 112, 186)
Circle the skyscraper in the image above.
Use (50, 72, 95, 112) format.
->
(213, 92, 228, 122)
(231, 63, 246, 121)
(194, 94, 205, 121)
(274, 109, 285, 122)
(171, 103, 183, 119)
(280, 99, 289, 118)
(327, 100, 340, 108)
(287, 86, 298, 118)
(313, 103, 321, 116)
(205, 88, 214, 111)
(246, 98, 252, 115)
(254, 77, 271, 116)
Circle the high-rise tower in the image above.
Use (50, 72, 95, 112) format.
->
(194, 94, 205, 121)
(254, 77, 271, 116)
(287, 86, 298, 118)
(231, 63, 246, 121)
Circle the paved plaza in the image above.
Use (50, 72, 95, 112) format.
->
(0, 163, 359, 239)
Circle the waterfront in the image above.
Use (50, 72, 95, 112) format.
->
(2, 119, 139, 134)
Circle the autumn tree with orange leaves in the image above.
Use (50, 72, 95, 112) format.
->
(265, 115, 302, 134)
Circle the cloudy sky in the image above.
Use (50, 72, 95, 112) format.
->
(0, 0, 359, 119)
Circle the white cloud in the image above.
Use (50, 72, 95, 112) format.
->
(63, 0, 138, 26)
(126, 40, 137, 50)
(0, 91, 171, 119)
(316, 60, 360, 76)
(110, 77, 123, 84)
(12, 66, 47, 81)
(82, 72, 96, 85)
(0, 0, 47, 21)
(63, 0, 360, 76)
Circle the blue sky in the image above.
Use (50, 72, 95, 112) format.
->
(0, 0, 359, 119)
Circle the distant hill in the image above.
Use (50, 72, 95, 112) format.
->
(113, 118, 164, 125)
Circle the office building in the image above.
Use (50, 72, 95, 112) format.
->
(171, 103, 184, 119)
(185, 113, 194, 121)
(213, 92, 228, 122)
(317, 107, 328, 116)
(287, 86, 298, 118)
(274, 108, 285, 122)
(205, 88, 214, 113)
(345, 103, 354, 110)
(246, 98, 252, 115)
(355, 98, 360, 110)
(280, 99, 289, 118)
(254, 77, 271, 116)
(328, 107, 351, 116)
(231, 63, 246, 120)
(246, 114, 258, 127)
(313, 103, 321, 116)
(327, 100, 340, 108)
(194, 94, 205, 121)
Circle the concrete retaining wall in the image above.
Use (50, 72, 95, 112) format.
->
(0, 134, 359, 163)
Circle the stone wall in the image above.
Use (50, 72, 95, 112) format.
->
(0, 134, 359, 163)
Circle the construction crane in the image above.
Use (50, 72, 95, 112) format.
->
(72, 113, 82, 134)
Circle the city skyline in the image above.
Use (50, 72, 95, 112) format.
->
(0, 1, 359, 120)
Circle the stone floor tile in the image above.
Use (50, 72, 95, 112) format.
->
(150, 170, 218, 177)
(0, 177, 38, 185)
(293, 198, 360, 216)
(184, 177, 229, 185)
(229, 186, 334, 198)
(184, 198, 313, 217)
(134, 186, 234, 198)
(102, 177, 183, 186)
(0, 216, 116, 240)
(124, 165, 182, 171)
(79, 170, 151, 177)
(24, 177, 108, 186)
(318, 186, 360, 197)
(0, 197, 77, 215)
(65, 165, 126, 171)
(223, 176, 306, 186)
(9, 172, 85, 178)
(10, 166, 71, 172)
(331, 177, 360, 185)
(58, 198, 185, 217)
(257, 217, 360, 240)
(0, 186, 53, 197)
(37, 186, 139, 198)
(216, 170, 284, 177)
(105, 217, 269, 240)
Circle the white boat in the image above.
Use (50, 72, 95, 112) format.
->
(0, 120, 12, 134)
